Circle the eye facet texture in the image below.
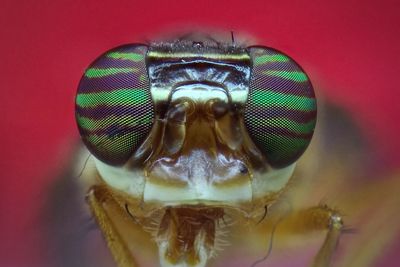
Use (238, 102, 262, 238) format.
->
(75, 44, 154, 165)
(244, 46, 317, 168)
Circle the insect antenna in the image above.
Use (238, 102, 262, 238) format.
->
(125, 203, 133, 217)
(256, 205, 269, 225)
(176, 32, 223, 46)
(250, 217, 281, 267)
(75, 134, 112, 180)
(75, 152, 92, 179)
(251, 201, 291, 267)
(124, 203, 139, 224)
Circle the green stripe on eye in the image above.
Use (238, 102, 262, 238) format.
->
(262, 70, 308, 82)
(85, 134, 142, 152)
(253, 134, 310, 150)
(85, 68, 139, 78)
(258, 135, 310, 151)
(139, 74, 147, 82)
(254, 54, 289, 65)
(76, 114, 153, 131)
(250, 117, 316, 134)
(107, 52, 145, 62)
(249, 90, 316, 111)
(76, 88, 149, 107)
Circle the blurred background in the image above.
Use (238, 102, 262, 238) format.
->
(1, 0, 399, 266)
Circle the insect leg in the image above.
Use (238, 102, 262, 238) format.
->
(86, 185, 138, 267)
(311, 210, 343, 267)
(274, 205, 343, 267)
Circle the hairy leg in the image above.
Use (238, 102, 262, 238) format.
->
(87, 185, 138, 267)
(276, 205, 343, 267)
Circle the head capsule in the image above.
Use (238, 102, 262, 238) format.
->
(74, 38, 317, 208)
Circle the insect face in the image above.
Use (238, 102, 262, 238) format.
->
(75, 37, 317, 267)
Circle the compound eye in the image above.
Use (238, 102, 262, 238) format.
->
(244, 46, 317, 168)
(75, 44, 154, 165)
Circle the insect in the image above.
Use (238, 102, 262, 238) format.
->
(74, 34, 344, 267)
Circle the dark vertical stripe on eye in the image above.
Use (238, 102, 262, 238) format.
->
(78, 73, 148, 93)
(76, 105, 152, 119)
(80, 124, 151, 137)
(252, 62, 303, 71)
(252, 126, 314, 139)
(250, 78, 314, 97)
(76, 89, 150, 107)
(245, 107, 317, 123)
(91, 57, 142, 68)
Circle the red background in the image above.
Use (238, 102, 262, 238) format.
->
(1, 0, 399, 266)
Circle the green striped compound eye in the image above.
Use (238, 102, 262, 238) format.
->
(75, 44, 154, 166)
(244, 46, 317, 168)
